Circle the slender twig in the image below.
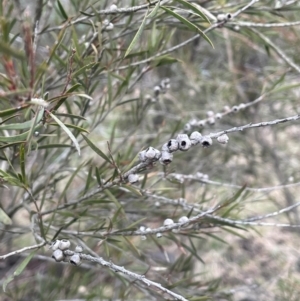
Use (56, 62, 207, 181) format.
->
(244, 201, 300, 222)
(210, 114, 300, 139)
(204, 215, 300, 228)
(146, 193, 300, 229)
(63, 250, 188, 301)
(0, 241, 46, 260)
(61, 48, 76, 95)
(167, 172, 300, 193)
(230, 20, 300, 28)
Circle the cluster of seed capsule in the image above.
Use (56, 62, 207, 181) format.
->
(127, 131, 229, 184)
(138, 216, 191, 239)
(102, 19, 114, 31)
(184, 103, 247, 132)
(51, 239, 83, 266)
(158, 216, 190, 237)
(101, 5, 119, 31)
(145, 78, 171, 103)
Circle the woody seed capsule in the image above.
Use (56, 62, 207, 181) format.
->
(217, 134, 229, 144)
(110, 4, 118, 11)
(164, 218, 174, 226)
(59, 239, 71, 251)
(70, 253, 81, 266)
(75, 245, 83, 253)
(176, 134, 192, 151)
(154, 148, 161, 159)
(106, 23, 114, 31)
(145, 147, 157, 159)
(200, 136, 213, 148)
(52, 249, 64, 262)
(208, 117, 215, 125)
(159, 151, 173, 165)
(215, 113, 222, 119)
(51, 240, 61, 251)
(154, 86, 161, 97)
(166, 139, 179, 152)
(206, 110, 214, 118)
(184, 123, 192, 132)
(178, 216, 189, 223)
(197, 120, 206, 127)
(128, 174, 139, 184)
(138, 150, 147, 162)
(232, 106, 239, 112)
(190, 131, 202, 146)
(217, 14, 226, 22)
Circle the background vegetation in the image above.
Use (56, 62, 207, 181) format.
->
(1, 0, 300, 300)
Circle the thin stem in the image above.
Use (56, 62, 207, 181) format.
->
(63, 250, 189, 301)
(0, 241, 46, 260)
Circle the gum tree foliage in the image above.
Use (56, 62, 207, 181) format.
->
(1, 0, 300, 300)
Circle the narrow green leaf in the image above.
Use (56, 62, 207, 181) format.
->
(111, 207, 123, 225)
(270, 83, 300, 94)
(76, 93, 93, 100)
(19, 143, 26, 185)
(122, 184, 142, 196)
(123, 236, 141, 258)
(79, 10, 93, 17)
(0, 89, 31, 97)
(0, 207, 12, 225)
(83, 164, 94, 195)
(0, 40, 25, 59)
(3, 251, 36, 292)
(95, 167, 103, 186)
(223, 226, 248, 239)
(0, 141, 26, 149)
(37, 144, 72, 149)
(72, 62, 95, 78)
(57, 0, 68, 20)
(54, 113, 87, 120)
(115, 217, 146, 233)
(203, 232, 228, 244)
(26, 107, 45, 152)
(51, 83, 82, 110)
(181, 242, 205, 263)
(105, 189, 123, 211)
(174, 0, 210, 23)
(48, 111, 81, 155)
(116, 98, 140, 107)
(161, 6, 213, 48)
(49, 122, 89, 133)
(0, 108, 44, 130)
(0, 115, 20, 125)
(0, 124, 42, 142)
(124, 9, 149, 57)
(148, 0, 160, 18)
(0, 105, 29, 118)
(151, 55, 180, 67)
(81, 134, 112, 164)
